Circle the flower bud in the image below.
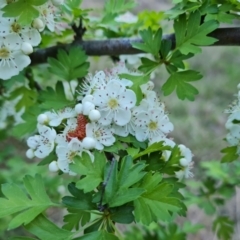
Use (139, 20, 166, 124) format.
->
(21, 42, 33, 55)
(32, 18, 45, 31)
(88, 109, 101, 122)
(82, 95, 94, 104)
(82, 101, 95, 115)
(49, 161, 59, 172)
(37, 113, 49, 124)
(74, 103, 83, 114)
(26, 148, 35, 159)
(179, 158, 189, 167)
(82, 137, 96, 149)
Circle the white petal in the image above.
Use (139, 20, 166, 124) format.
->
(114, 108, 131, 126)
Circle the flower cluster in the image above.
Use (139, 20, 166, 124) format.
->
(26, 63, 194, 179)
(0, 0, 63, 80)
(225, 84, 240, 154)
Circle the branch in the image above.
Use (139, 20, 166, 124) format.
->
(30, 28, 240, 66)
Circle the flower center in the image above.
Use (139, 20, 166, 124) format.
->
(11, 22, 21, 33)
(148, 121, 158, 131)
(0, 47, 10, 58)
(94, 130, 101, 138)
(108, 98, 118, 109)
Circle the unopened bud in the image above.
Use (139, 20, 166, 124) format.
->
(26, 148, 35, 159)
(82, 137, 96, 149)
(49, 161, 59, 172)
(88, 109, 101, 122)
(21, 42, 33, 55)
(32, 18, 45, 31)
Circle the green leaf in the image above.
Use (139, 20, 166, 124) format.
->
(134, 173, 183, 225)
(63, 209, 91, 231)
(104, 156, 146, 207)
(162, 70, 202, 100)
(104, 0, 136, 14)
(48, 47, 89, 81)
(74, 230, 119, 240)
(62, 183, 95, 210)
(118, 73, 149, 104)
(0, 174, 57, 229)
(9, 86, 37, 111)
(2, 0, 47, 25)
(25, 214, 74, 240)
(62, 183, 94, 230)
(132, 28, 162, 57)
(11, 106, 41, 138)
(133, 141, 166, 160)
(10, 237, 37, 240)
(174, 11, 219, 54)
(212, 216, 234, 240)
(110, 205, 134, 224)
(39, 81, 74, 111)
(72, 151, 106, 192)
(221, 146, 238, 163)
(138, 57, 160, 75)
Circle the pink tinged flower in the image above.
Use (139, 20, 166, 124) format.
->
(0, 17, 41, 46)
(86, 123, 115, 150)
(37, 2, 56, 32)
(27, 125, 56, 158)
(93, 80, 136, 126)
(0, 35, 30, 80)
(134, 108, 174, 143)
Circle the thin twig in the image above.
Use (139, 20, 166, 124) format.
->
(98, 158, 116, 212)
(30, 28, 240, 66)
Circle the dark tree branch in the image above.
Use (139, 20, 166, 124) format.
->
(30, 28, 240, 66)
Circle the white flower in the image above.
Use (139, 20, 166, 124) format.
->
(44, 107, 77, 127)
(0, 16, 41, 46)
(27, 125, 56, 158)
(93, 79, 136, 126)
(175, 162, 194, 179)
(86, 122, 115, 150)
(175, 144, 194, 179)
(56, 138, 94, 175)
(0, 35, 30, 80)
(37, 2, 56, 31)
(134, 107, 174, 144)
(78, 71, 106, 99)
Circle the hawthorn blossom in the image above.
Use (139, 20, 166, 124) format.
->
(93, 79, 136, 126)
(0, 35, 30, 80)
(134, 107, 174, 144)
(86, 122, 115, 150)
(0, 16, 41, 46)
(78, 71, 107, 99)
(27, 125, 56, 158)
(39, 107, 77, 127)
(37, 2, 56, 31)
(175, 144, 194, 179)
(56, 138, 82, 174)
